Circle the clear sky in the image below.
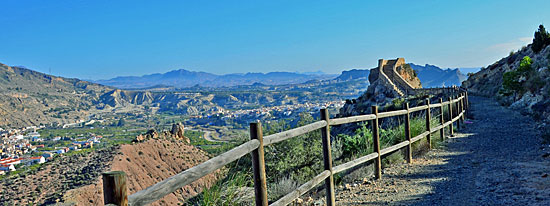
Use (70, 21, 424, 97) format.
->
(1, 0, 550, 80)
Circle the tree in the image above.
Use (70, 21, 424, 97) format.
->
(532, 24, 550, 53)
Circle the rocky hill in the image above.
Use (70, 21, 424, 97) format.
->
(0, 63, 112, 128)
(95, 69, 338, 89)
(0, 125, 215, 205)
(463, 25, 550, 127)
(63, 138, 216, 206)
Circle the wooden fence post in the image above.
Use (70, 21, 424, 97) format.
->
(466, 91, 470, 118)
(102, 171, 128, 206)
(404, 103, 412, 163)
(466, 91, 470, 109)
(456, 95, 461, 129)
(439, 98, 445, 140)
(460, 93, 465, 126)
(371, 106, 382, 179)
(425, 99, 431, 149)
(448, 97, 454, 137)
(320, 109, 335, 206)
(250, 122, 268, 206)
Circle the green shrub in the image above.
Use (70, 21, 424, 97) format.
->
(500, 70, 521, 96)
(338, 123, 373, 158)
(264, 112, 323, 184)
(500, 56, 534, 96)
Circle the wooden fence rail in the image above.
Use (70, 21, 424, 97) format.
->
(103, 87, 468, 206)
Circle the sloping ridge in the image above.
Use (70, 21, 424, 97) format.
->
(63, 139, 217, 205)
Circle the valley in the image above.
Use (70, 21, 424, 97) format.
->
(3, 2, 550, 205)
(0, 59, 468, 205)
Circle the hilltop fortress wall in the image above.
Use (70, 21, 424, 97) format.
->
(366, 58, 422, 103)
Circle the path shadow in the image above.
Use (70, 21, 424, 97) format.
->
(389, 131, 481, 206)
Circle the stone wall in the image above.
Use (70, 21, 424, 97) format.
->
(365, 58, 423, 104)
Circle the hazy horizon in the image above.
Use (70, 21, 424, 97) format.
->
(1, 0, 548, 79)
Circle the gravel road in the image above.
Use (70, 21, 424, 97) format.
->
(335, 96, 550, 205)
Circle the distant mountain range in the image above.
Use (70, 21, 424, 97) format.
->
(0, 60, 474, 127)
(408, 63, 469, 87)
(334, 69, 370, 81)
(95, 70, 339, 89)
(332, 64, 470, 88)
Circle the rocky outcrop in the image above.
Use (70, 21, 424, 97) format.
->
(135, 123, 190, 144)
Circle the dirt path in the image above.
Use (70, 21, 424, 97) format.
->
(335, 96, 550, 205)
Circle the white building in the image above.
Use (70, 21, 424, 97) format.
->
(0, 164, 15, 171)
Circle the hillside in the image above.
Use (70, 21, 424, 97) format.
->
(63, 139, 217, 205)
(463, 25, 550, 131)
(0, 63, 111, 128)
(95, 69, 338, 89)
(0, 62, 367, 128)
(0, 137, 215, 205)
(0, 146, 119, 205)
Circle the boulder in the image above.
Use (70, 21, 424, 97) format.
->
(171, 123, 185, 138)
(171, 123, 190, 144)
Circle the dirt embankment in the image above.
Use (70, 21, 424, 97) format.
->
(64, 139, 217, 205)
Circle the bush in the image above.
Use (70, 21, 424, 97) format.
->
(264, 112, 323, 184)
(338, 123, 373, 158)
(268, 176, 299, 201)
(500, 56, 533, 96)
(500, 70, 521, 96)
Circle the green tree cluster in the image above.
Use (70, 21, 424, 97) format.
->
(532, 24, 550, 53)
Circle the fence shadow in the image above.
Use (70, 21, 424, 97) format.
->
(388, 131, 480, 206)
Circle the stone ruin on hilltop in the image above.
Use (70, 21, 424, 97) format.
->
(366, 58, 422, 103)
(340, 58, 422, 116)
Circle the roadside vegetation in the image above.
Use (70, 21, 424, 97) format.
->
(188, 103, 453, 204)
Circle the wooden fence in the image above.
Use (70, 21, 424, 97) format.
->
(102, 88, 469, 206)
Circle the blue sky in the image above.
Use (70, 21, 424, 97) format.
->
(1, 0, 549, 79)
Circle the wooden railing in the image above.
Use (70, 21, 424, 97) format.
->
(102, 88, 469, 206)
